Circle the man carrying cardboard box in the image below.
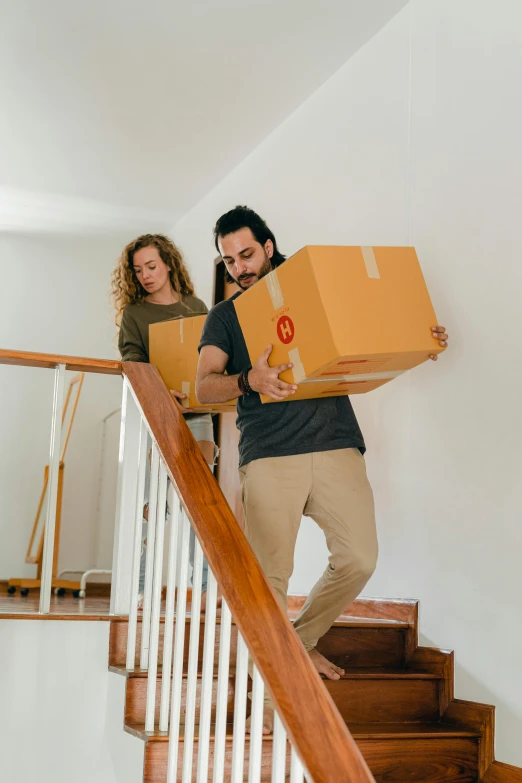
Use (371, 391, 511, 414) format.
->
(196, 206, 448, 727)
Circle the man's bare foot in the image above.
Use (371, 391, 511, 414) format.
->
(245, 706, 274, 735)
(308, 648, 344, 680)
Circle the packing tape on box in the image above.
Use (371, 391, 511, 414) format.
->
(181, 381, 191, 404)
(361, 246, 380, 279)
(265, 269, 285, 309)
(288, 347, 306, 383)
(179, 320, 184, 343)
(264, 249, 381, 388)
(265, 270, 307, 381)
(300, 369, 404, 384)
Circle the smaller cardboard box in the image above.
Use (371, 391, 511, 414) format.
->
(149, 315, 236, 414)
(233, 246, 445, 404)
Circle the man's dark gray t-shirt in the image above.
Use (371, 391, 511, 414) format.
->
(199, 292, 365, 468)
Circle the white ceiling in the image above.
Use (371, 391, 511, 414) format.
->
(0, 0, 408, 233)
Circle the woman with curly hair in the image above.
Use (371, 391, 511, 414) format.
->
(112, 233, 216, 608)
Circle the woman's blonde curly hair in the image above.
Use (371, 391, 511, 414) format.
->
(111, 234, 195, 326)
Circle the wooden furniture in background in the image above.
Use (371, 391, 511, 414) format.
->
(8, 373, 85, 596)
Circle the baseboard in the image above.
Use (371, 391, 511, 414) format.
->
(481, 760, 522, 781)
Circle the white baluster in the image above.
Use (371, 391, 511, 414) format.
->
(196, 570, 218, 782)
(231, 635, 249, 783)
(181, 535, 204, 782)
(290, 747, 305, 783)
(126, 417, 148, 670)
(248, 665, 265, 783)
(145, 461, 168, 732)
(213, 600, 232, 783)
(166, 509, 191, 783)
(39, 363, 66, 614)
(110, 380, 140, 616)
(140, 442, 159, 670)
(271, 712, 287, 782)
(159, 494, 181, 731)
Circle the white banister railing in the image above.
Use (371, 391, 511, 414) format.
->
(213, 600, 232, 783)
(145, 459, 168, 730)
(117, 376, 312, 782)
(110, 378, 140, 615)
(0, 350, 374, 782)
(39, 363, 66, 613)
(197, 569, 219, 780)
(160, 493, 180, 731)
(0, 350, 122, 612)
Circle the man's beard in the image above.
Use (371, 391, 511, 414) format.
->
(235, 253, 272, 291)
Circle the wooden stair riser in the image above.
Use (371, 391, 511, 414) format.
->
(357, 737, 479, 783)
(324, 677, 441, 723)
(141, 736, 479, 783)
(125, 672, 441, 726)
(125, 674, 235, 725)
(109, 619, 239, 671)
(142, 739, 287, 783)
(316, 626, 407, 669)
(110, 620, 408, 670)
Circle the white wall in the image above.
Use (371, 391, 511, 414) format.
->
(0, 233, 123, 579)
(0, 620, 143, 783)
(173, 1, 522, 765)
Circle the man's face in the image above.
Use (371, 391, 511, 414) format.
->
(218, 227, 273, 290)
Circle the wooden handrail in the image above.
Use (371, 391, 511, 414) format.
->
(0, 348, 121, 375)
(123, 361, 375, 783)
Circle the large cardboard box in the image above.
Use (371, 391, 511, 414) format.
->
(149, 315, 236, 414)
(233, 246, 445, 403)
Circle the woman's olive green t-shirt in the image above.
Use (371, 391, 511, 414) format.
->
(118, 296, 208, 363)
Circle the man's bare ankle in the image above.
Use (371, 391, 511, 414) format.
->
(245, 706, 274, 735)
(308, 648, 345, 680)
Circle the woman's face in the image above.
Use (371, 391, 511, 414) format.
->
(132, 246, 170, 295)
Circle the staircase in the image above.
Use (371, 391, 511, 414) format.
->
(2, 349, 518, 782)
(108, 595, 518, 783)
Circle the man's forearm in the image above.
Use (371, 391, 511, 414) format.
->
(196, 373, 243, 404)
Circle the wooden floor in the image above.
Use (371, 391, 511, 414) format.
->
(0, 587, 410, 628)
(0, 588, 113, 619)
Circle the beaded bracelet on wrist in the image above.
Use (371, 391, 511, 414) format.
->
(237, 370, 245, 394)
(238, 369, 252, 395)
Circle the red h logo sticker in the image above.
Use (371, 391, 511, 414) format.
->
(277, 315, 295, 345)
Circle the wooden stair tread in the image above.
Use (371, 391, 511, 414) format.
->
(347, 722, 481, 739)
(110, 612, 410, 629)
(111, 664, 440, 680)
(301, 613, 409, 629)
(125, 720, 481, 743)
(337, 669, 439, 680)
